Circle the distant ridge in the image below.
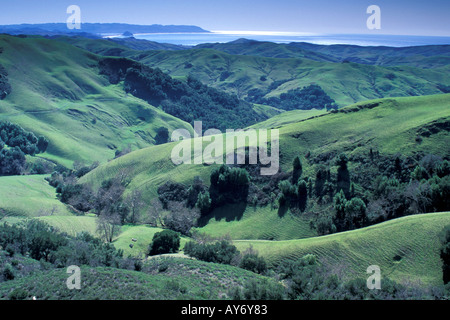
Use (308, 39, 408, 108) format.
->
(0, 23, 210, 36)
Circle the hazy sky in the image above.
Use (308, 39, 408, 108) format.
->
(0, 0, 449, 36)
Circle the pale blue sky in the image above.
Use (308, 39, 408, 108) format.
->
(0, 0, 449, 36)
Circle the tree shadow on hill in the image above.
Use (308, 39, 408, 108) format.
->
(197, 202, 247, 228)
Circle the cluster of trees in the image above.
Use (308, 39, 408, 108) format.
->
(0, 220, 127, 271)
(184, 236, 267, 274)
(152, 166, 250, 235)
(48, 167, 149, 242)
(209, 164, 250, 209)
(254, 151, 450, 236)
(126, 69, 263, 130)
(0, 121, 49, 175)
(246, 84, 337, 111)
(99, 57, 263, 130)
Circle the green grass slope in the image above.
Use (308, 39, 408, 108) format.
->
(0, 258, 277, 300)
(195, 204, 317, 241)
(131, 48, 450, 106)
(82, 93, 450, 201)
(276, 94, 450, 167)
(0, 35, 192, 166)
(80, 93, 449, 243)
(248, 108, 327, 129)
(113, 224, 190, 257)
(60, 37, 450, 107)
(0, 175, 72, 217)
(234, 211, 450, 286)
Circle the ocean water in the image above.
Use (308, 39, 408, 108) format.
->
(103, 31, 450, 47)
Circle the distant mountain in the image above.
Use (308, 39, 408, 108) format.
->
(196, 38, 450, 68)
(0, 23, 209, 36)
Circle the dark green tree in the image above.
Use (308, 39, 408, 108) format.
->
(336, 153, 350, 198)
(314, 165, 328, 198)
(155, 126, 169, 145)
(196, 191, 212, 216)
(148, 229, 180, 256)
(292, 156, 303, 184)
(297, 180, 308, 212)
(333, 189, 347, 231)
(344, 197, 367, 230)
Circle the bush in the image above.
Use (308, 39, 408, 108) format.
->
(2, 263, 15, 281)
(8, 288, 28, 300)
(231, 278, 285, 300)
(148, 230, 180, 256)
(239, 250, 267, 274)
(184, 239, 239, 264)
(155, 126, 169, 145)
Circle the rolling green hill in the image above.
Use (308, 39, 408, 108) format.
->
(1, 34, 449, 295)
(234, 211, 450, 286)
(248, 108, 327, 129)
(81, 93, 450, 207)
(51, 36, 450, 107)
(196, 39, 450, 68)
(0, 257, 277, 300)
(0, 35, 193, 166)
(0, 175, 72, 217)
(132, 48, 450, 107)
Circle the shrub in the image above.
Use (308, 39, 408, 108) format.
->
(2, 263, 15, 281)
(184, 239, 239, 264)
(155, 126, 169, 145)
(148, 230, 180, 256)
(8, 288, 28, 300)
(231, 278, 285, 300)
(239, 250, 267, 274)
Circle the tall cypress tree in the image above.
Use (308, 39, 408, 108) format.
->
(336, 153, 350, 198)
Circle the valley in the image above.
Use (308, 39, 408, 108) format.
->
(0, 32, 449, 300)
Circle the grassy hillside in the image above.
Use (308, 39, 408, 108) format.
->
(131, 48, 450, 107)
(81, 93, 450, 204)
(0, 35, 193, 166)
(248, 108, 327, 129)
(0, 175, 72, 217)
(0, 258, 277, 300)
(195, 204, 317, 241)
(234, 211, 450, 286)
(113, 224, 190, 257)
(51, 36, 450, 107)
